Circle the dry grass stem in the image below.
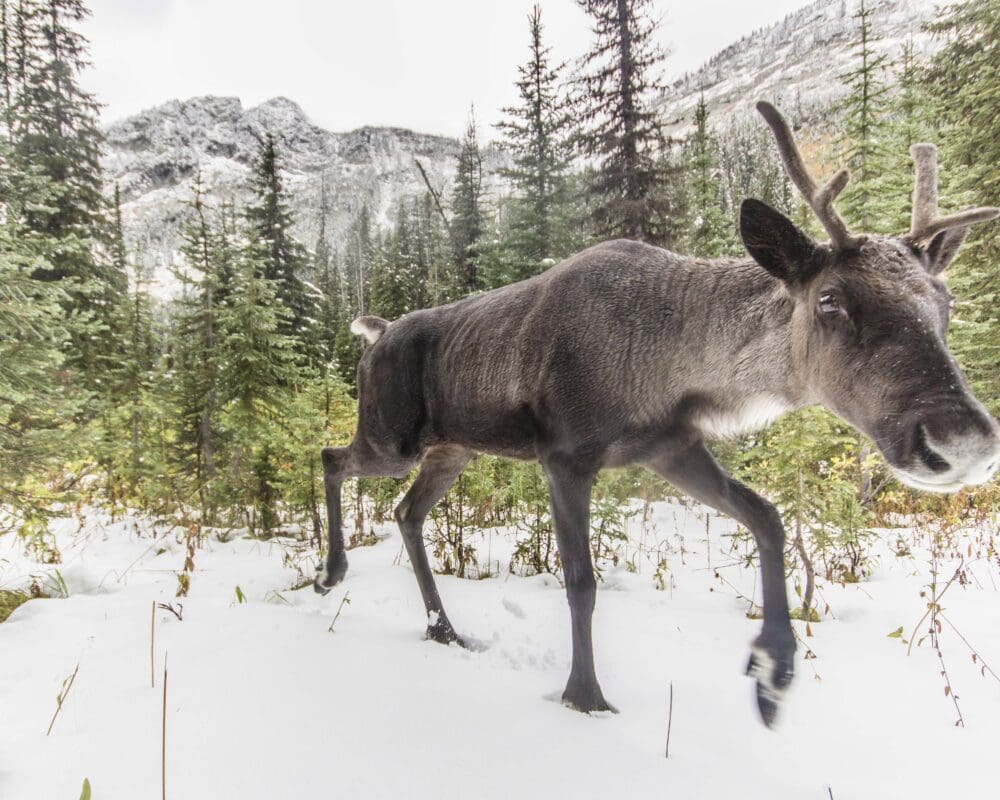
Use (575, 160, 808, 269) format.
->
(46, 662, 80, 736)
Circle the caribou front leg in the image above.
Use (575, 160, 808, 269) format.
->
(315, 446, 351, 593)
(648, 440, 795, 727)
(394, 446, 472, 645)
(315, 444, 416, 594)
(542, 456, 615, 714)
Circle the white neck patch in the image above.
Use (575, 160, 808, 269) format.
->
(694, 393, 790, 440)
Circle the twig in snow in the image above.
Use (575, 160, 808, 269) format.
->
(46, 662, 80, 736)
(704, 514, 711, 570)
(664, 681, 674, 759)
(906, 559, 964, 657)
(162, 652, 168, 800)
(157, 602, 183, 621)
(926, 544, 964, 726)
(939, 612, 1000, 685)
(150, 600, 156, 688)
(328, 591, 351, 633)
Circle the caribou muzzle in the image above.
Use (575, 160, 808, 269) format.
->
(879, 402, 1000, 493)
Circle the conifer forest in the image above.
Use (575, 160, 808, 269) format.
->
(2, 1, 1000, 798)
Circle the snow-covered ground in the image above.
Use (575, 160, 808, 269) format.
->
(2, 500, 999, 799)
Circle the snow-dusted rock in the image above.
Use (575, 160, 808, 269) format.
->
(659, 0, 948, 136)
(101, 95, 508, 298)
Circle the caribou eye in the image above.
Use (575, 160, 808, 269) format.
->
(818, 292, 841, 314)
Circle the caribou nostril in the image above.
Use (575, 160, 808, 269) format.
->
(914, 423, 951, 474)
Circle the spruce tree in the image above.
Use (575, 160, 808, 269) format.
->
(370, 203, 418, 320)
(334, 204, 374, 390)
(877, 39, 933, 234)
(9, 0, 121, 393)
(313, 181, 341, 370)
(117, 243, 155, 495)
(245, 132, 318, 362)
(716, 116, 794, 242)
(217, 229, 299, 532)
(684, 95, 731, 257)
(11, 0, 104, 265)
(450, 110, 486, 292)
(836, 0, 893, 233)
(414, 192, 457, 306)
(102, 186, 154, 495)
(496, 5, 576, 276)
(575, 0, 672, 244)
(0, 137, 72, 505)
(171, 174, 226, 516)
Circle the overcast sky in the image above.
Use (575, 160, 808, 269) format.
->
(81, 0, 811, 138)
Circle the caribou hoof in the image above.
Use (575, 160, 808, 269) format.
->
(313, 551, 348, 595)
(561, 683, 618, 715)
(746, 638, 795, 728)
(425, 612, 465, 647)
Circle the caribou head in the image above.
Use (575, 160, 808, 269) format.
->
(743, 101, 1000, 493)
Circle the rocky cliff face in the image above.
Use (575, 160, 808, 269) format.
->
(658, 0, 944, 135)
(101, 95, 506, 296)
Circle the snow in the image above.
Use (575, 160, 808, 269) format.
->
(2, 501, 999, 799)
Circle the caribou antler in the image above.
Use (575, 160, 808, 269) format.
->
(756, 101, 865, 251)
(909, 144, 1000, 242)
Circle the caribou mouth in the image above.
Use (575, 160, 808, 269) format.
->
(889, 469, 966, 494)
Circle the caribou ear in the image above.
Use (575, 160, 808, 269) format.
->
(740, 199, 822, 285)
(920, 226, 969, 275)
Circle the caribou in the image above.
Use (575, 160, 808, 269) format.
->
(313, 102, 1000, 726)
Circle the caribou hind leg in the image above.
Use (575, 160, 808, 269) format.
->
(394, 445, 472, 645)
(647, 439, 795, 728)
(543, 455, 615, 713)
(314, 443, 416, 594)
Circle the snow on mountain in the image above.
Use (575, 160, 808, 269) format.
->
(101, 95, 507, 297)
(658, 0, 946, 135)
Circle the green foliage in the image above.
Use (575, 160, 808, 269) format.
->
(450, 110, 487, 292)
(0, 137, 76, 509)
(735, 408, 877, 582)
(715, 115, 794, 238)
(4, 0, 998, 589)
(684, 96, 733, 257)
(429, 457, 499, 578)
(836, 0, 895, 233)
(245, 132, 319, 362)
(503, 461, 557, 576)
(925, 0, 1000, 418)
(574, 0, 677, 245)
(494, 5, 584, 280)
(0, 588, 30, 622)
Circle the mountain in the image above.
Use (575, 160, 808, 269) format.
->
(101, 95, 506, 297)
(105, 0, 949, 296)
(658, 0, 944, 135)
